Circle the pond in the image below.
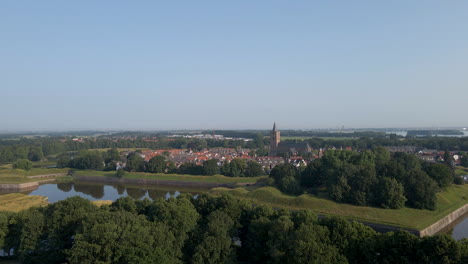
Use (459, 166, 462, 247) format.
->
(5, 181, 468, 240)
(24, 182, 209, 202)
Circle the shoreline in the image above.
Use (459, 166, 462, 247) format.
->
(1, 174, 466, 237)
(418, 204, 468, 236)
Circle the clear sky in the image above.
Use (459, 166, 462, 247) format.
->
(1, 1, 467, 131)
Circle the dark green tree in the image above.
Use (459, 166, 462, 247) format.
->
(69, 150, 104, 170)
(115, 168, 126, 177)
(110, 196, 138, 214)
(286, 224, 347, 264)
(7, 208, 45, 263)
(367, 230, 419, 264)
(0, 212, 8, 250)
(105, 148, 120, 163)
(56, 153, 71, 168)
(178, 162, 204, 175)
(203, 159, 220, 176)
(43, 197, 99, 263)
(373, 177, 407, 209)
(146, 155, 167, 173)
(226, 158, 246, 177)
(125, 152, 145, 172)
(443, 150, 453, 167)
(28, 146, 44, 162)
(146, 197, 200, 260)
(191, 210, 236, 264)
(66, 211, 177, 264)
(460, 154, 468, 167)
(301, 159, 325, 187)
(270, 163, 301, 194)
(425, 163, 453, 188)
(244, 160, 264, 177)
(418, 234, 463, 264)
(404, 169, 438, 210)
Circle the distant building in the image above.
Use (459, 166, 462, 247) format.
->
(270, 122, 280, 155)
(269, 123, 312, 156)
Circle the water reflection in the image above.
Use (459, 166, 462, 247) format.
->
(27, 182, 207, 204)
(126, 187, 147, 200)
(56, 182, 73, 192)
(74, 183, 105, 199)
(116, 185, 125, 195)
(436, 211, 468, 240)
(148, 189, 163, 200)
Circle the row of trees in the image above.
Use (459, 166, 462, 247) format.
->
(291, 135, 468, 151)
(1, 194, 466, 263)
(0, 136, 259, 164)
(270, 148, 461, 210)
(59, 149, 265, 177)
(0, 145, 44, 163)
(127, 155, 265, 177)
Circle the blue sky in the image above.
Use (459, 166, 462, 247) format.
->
(1, 1, 467, 131)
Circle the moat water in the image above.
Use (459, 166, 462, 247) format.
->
(24, 182, 208, 202)
(3, 182, 467, 240)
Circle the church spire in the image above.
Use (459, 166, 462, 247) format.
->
(272, 122, 277, 132)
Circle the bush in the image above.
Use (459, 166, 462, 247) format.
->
(12, 159, 32, 171)
(115, 168, 126, 178)
(453, 176, 464, 185)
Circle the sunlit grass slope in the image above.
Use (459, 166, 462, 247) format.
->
(210, 184, 468, 230)
(0, 193, 49, 212)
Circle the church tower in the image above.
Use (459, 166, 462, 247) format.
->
(270, 122, 280, 156)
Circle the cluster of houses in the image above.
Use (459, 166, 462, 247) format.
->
(385, 146, 465, 166)
(169, 133, 253, 141)
(123, 146, 353, 172)
(136, 148, 287, 171)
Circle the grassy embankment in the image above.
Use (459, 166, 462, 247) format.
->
(73, 170, 263, 184)
(455, 167, 468, 176)
(0, 193, 48, 212)
(210, 184, 468, 230)
(0, 166, 69, 184)
(0, 193, 112, 212)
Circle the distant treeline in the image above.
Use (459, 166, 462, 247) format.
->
(1, 195, 467, 263)
(407, 130, 464, 137)
(285, 136, 468, 151)
(2, 135, 468, 164)
(202, 130, 389, 139)
(0, 137, 266, 163)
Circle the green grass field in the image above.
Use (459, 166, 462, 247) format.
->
(0, 167, 69, 184)
(73, 170, 263, 184)
(210, 184, 468, 230)
(455, 167, 468, 176)
(0, 193, 49, 212)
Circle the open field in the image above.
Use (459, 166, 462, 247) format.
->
(0, 193, 48, 212)
(73, 170, 263, 184)
(210, 184, 468, 230)
(0, 168, 69, 184)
